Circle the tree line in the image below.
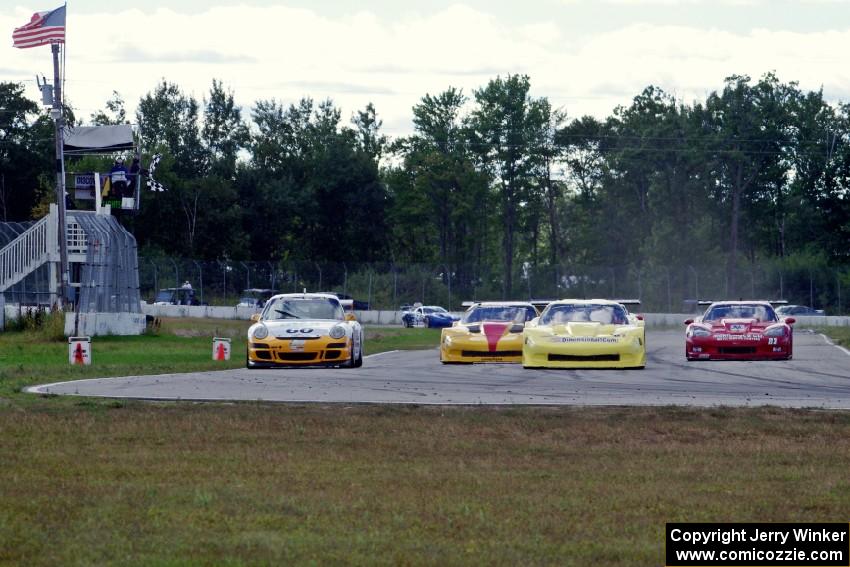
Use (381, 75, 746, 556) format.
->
(1, 72, 848, 305)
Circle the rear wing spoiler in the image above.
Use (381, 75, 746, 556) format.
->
(462, 300, 551, 313)
(696, 299, 788, 306)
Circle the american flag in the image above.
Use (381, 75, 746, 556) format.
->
(12, 5, 66, 49)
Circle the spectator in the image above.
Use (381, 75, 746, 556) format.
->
(110, 157, 129, 197)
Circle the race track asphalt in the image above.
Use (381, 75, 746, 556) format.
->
(26, 330, 850, 409)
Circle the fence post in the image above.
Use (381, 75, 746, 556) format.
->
(239, 261, 250, 291)
(367, 269, 373, 310)
(193, 260, 203, 304)
(636, 267, 642, 306)
(446, 265, 452, 311)
(170, 258, 179, 288)
(266, 261, 275, 290)
(149, 258, 158, 298)
(688, 265, 699, 302)
(810, 269, 814, 308)
(421, 270, 427, 304)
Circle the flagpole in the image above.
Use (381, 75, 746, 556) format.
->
(51, 41, 69, 306)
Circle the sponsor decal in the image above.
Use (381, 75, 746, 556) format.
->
(74, 174, 95, 188)
(715, 333, 762, 341)
(550, 336, 619, 343)
(729, 323, 748, 332)
(289, 339, 305, 352)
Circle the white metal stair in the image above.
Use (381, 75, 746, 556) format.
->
(0, 205, 59, 293)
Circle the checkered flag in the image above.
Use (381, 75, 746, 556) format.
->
(146, 153, 166, 192)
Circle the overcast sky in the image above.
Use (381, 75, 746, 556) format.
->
(3, 0, 850, 137)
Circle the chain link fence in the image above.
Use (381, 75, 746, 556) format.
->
(138, 257, 849, 315)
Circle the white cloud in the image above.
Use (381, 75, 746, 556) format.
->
(1, 4, 850, 138)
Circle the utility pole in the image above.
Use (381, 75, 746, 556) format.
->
(51, 42, 69, 305)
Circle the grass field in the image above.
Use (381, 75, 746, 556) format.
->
(2, 404, 850, 565)
(1, 319, 850, 565)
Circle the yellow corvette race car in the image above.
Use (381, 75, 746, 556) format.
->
(440, 302, 539, 363)
(522, 299, 646, 369)
(247, 293, 363, 368)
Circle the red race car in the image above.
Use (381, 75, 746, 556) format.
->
(684, 301, 796, 361)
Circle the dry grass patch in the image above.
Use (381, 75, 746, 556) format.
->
(1, 404, 850, 565)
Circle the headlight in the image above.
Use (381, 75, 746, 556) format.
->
(444, 336, 453, 346)
(690, 327, 711, 337)
(329, 325, 346, 339)
(764, 325, 786, 337)
(253, 325, 269, 340)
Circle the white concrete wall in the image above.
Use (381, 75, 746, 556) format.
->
(64, 312, 147, 336)
(138, 304, 850, 327)
(0, 302, 846, 334)
(142, 303, 259, 320)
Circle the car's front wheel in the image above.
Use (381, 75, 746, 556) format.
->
(353, 341, 363, 368)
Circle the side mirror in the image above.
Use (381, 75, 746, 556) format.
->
(250, 314, 261, 323)
(345, 313, 357, 322)
(784, 317, 796, 325)
(636, 314, 644, 321)
(684, 319, 694, 325)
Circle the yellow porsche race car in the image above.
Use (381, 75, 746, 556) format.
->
(440, 302, 539, 363)
(522, 299, 646, 369)
(247, 293, 363, 368)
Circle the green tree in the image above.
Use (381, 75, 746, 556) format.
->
(469, 75, 548, 297)
(203, 79, 249, 180)
(90, 91, 127, 125)
(0, 82, 53, 221)
(702, 73, 791, 295)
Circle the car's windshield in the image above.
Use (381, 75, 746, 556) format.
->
(263, 297, 344, 321)
(703, 304, 777, 322)
(540, 304, 629, 325)
(463, 305, 537, 324)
